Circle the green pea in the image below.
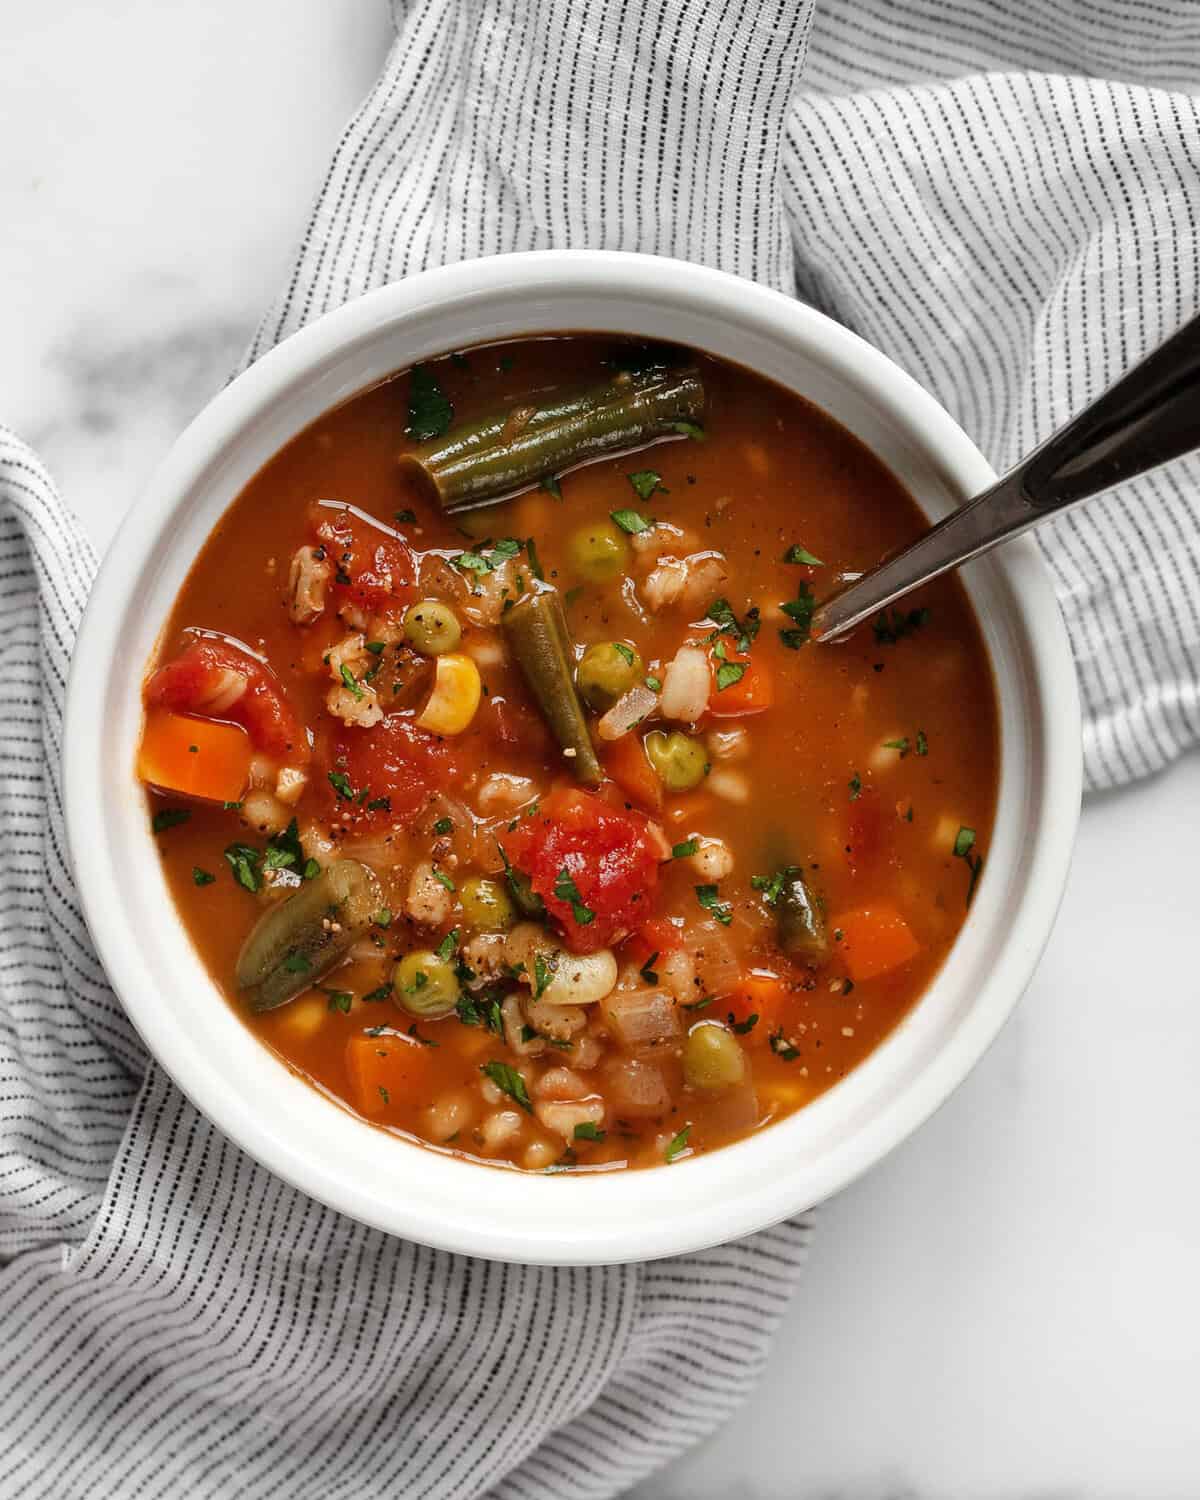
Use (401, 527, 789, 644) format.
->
(576, 640, 644, 711)
(567, 518, 629, 584)
(683, 1022, 746, 1090)
(403, 599, 462, 656)
(645, 730, 708, 791)
(393, 951, 460, 1018)
(458, 875, 516, 932)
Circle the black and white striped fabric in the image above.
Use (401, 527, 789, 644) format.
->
(0, 0, 1196, 1493)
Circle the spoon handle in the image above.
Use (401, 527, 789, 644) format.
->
(811, 310, 1200, 642)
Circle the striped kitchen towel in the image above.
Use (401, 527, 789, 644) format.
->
(0, 0, 1196, 1496)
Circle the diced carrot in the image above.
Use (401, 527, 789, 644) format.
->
(833, 905, 921, 982)
(138, 709, 252, 804)
(707, 647, 773, 717)
(602, 732, 663, 814)
(344, 1032, 436, 1118)
(725, 971, 788, 1042)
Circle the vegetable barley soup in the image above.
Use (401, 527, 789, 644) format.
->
(139, 336, 998, 1172)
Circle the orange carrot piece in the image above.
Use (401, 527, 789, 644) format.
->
(707, 647, 773, 717)
(833, 905, 921, 982)
(602, 732, 663, 813)
(138, 709, 252, 804)
(725, 971, 788, 1041)
(344, 1032, 436, 1118)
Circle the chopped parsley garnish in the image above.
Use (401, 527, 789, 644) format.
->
(707, 597, 760, 655)
(671, 419, 706, 441)
(151, 807, 190, 834)
(916, 729, 929, 757)
(563, 586, 584, 609)
(640, 951, 660, 985)
(540, 475, 563, 501)
(223, 842, 263, 893)
(365, 640, 386, 655)
(263, 818, 306, 873)
(783, 544, 824, 566)
(496, 840, 546, 917)
(432, 868, 456, 893)
(626, 471, 666, 502)
(672, 838, 699, 859)
(574, 1122, 607, 1142)
(553, 866, 595, 926)
(453, 538, 524, 576)
(695, 883, 732, 925)
(779, 582, 816, 648)
(303, 857, 321, 880)
(525, 536, 545, 582)
(610, 506, 654, 533)
(327, 770, 355, 800)
(433, 815, 454, 835)
(323, 989, 353, 1014)
(394, 508, 416, 524)
(751, 866, 795, 905)
(366, 796, 391, 812)
(192, 867, 216, 886)
(403, 969, 429, 996)
(953, 825, 984, 905)
(883, 737, 911, 758)
(283, 951, 311, 975)
(405, 364, 453, 441)
(769, 1030, 800, 1061)
(681, 994, 715, 1012)
(664, 1124, 691, 1163)
(612, 641, 636, 666)
(222, 801, 243, 811)
(873, 606, 930, 645)
(644, 675, 662, 692)
(533, 951, 557, 1001)
(363, 983, 393, 1002)
(481, 1059, 532, 1113)
(849, 772, 862, 800)
(715, 661, 746, 692)
(730, 1012, 759, 1035)
(378, 1085, 390, 1105)
(374, 907, 392, 929)
(436, 928, 459, 962)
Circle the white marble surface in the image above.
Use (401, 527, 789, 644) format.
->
(3, 3, 1199, 1495)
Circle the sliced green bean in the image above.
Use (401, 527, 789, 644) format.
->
(776, 870, 828, 960)
(235, 859, 382, 1012)
(401, 367, 706, 512)
(501, 589, 602, 785)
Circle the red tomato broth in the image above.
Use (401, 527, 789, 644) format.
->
(142, 335, 998, 1173)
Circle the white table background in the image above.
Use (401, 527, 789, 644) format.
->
(3, 4, 1198, 1496)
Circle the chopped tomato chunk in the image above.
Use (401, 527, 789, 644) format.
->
(144, 636, 307, 761)
(707, 646, 773, 717)
(138, 709, 252, 804)
(507, 786, 660, 953)
(311, 503, 417, 616)
(324, 713, 461, 829)
(833, 905, 920, 981)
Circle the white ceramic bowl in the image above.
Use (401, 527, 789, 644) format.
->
(64, 250, 1081, 1264)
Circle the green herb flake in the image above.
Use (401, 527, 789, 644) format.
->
(574, 1122, 607, 1142)
(378, 1085, 390, 1105)
(365, 640, 386, 656)
(363, 983, 393, 1003)
(433, 815, 454, 835)
(436, 928, 459, 962)
(682, 994, 715, 1012)
(849, 772, 862, 801)
(664, 1124, 691, 1163)
(222, 801, 243, 812)
(611, 506, 654, 534)
(715, 661, 746, 693)
(406, 364, 453, 441)
(327, 770, 355, 800)
(626, 470, 667, 503)
(751, 867, 794, 906)
(883, 737, 911, 758)
(953, 826, 977, 859)
(612, 641, 636, 666)
(533, 951, 556, 1001)
(374, 907, 392, 929)
(151, 807, 190, 834)
(481, 1059, 532, 1113)
(779, 582, 816, 648)
(303, 857, 321, 880)
(644, 675, 662, 692)
(553, 866, 595, 927)
(769, 1030, 800, 1061)
(223, 842, 263, 893)
(672, 839, 699, 859)
(671, 419, 706, 441)
(783, 544, 825, 566)
(191, 867, 216, 886)
(695, 883, 733, 926)
(707, 597, 760, 655)
(952, 824, 985, 904)
(873, 606, 930, 645)
(640, 950, 660, 985)
(432, 868, 456, 893)
(394, 508, 417, 524)
(540, 475, 563, 501)
(730, 1012, 759, 1035)
(916, 729, 929, 757)
(366, 796, 391, 813)
(323, 989, 353, 1014)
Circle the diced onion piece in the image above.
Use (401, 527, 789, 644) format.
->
(600, 1057, 672, 1118)
(659, 645, 710, 723)
(417, 652, 482, 735)
(600, 988, 682, 1055)
(597, 683, 658, 742)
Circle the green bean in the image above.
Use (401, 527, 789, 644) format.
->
(502, 589, 602, 784)
(776, 870, 828, 960)
(400, 367, 706, 512)
(235, 859, 382, 1012)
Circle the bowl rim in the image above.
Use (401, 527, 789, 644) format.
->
(63, 249, 1081, 1263)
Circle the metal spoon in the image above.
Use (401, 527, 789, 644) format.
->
(810, 311, 1200, 643)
